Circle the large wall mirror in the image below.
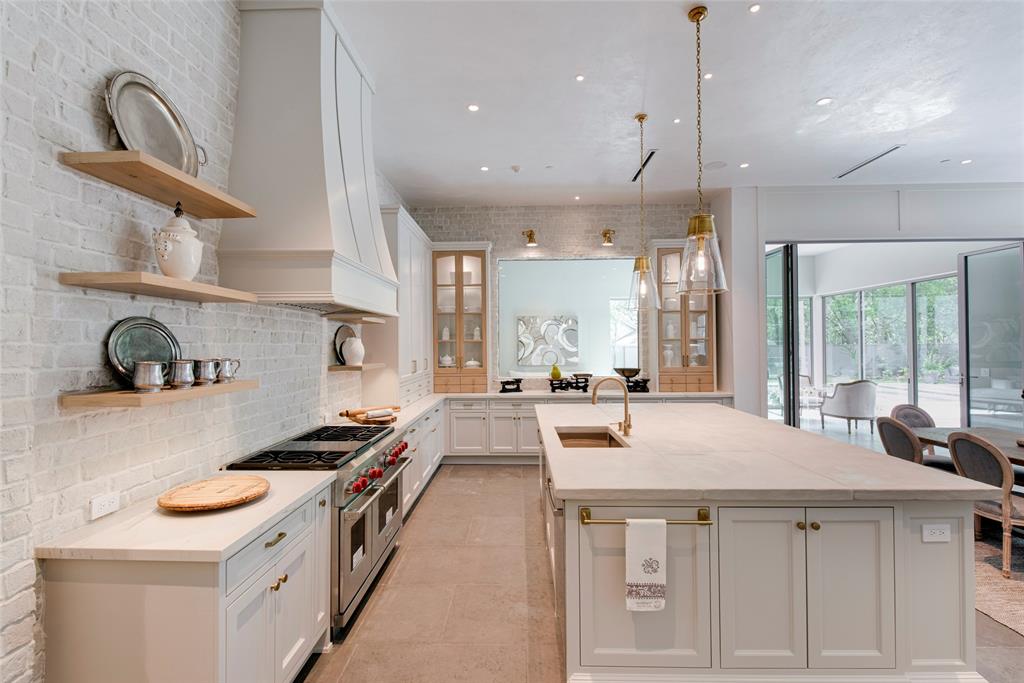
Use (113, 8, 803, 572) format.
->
(497, 258, 640, 376)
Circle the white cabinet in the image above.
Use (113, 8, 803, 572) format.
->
(577, 505, 712, 668)
(718, 506, 895, 670)
(362, 207, 433, 405)
(517, 412, 541, 454)
(806, 507, 895, 669)
(718, 507, 807, 668)
(448, 410, 489, 455)
(273, 533, 315, 683)
(312, 486, 331, 637)
(488, 412, 519, 454)
(226, 565, 275, 683)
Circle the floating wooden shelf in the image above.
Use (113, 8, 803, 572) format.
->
(323, 313, 388, 325)
(59, 271, 258, 304)
(328, 364, 386, 372)
(59, 379, 259, 408)
(60, 150, 256, 219)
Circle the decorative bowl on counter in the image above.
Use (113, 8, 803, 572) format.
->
(613, 367, 640, 379)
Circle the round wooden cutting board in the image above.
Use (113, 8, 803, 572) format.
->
(157, 474, 270, 512)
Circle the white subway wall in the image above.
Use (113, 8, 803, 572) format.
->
(0, 2, 361, 680)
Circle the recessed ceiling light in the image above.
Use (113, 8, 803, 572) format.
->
(815, 97, 834, 106)
(739, 163, 750, 169)
(749, 4, 761, 12)
(961, 159, 973, 165)
(575, 74, 585, 82)
(467, 104, 480, 112)
(704, 73, 713, 80)
(544, 164, 554, 169)
(480, 166, 489, 172)
(673, 118, 681, 124)
(574, 196, 581, 201)
(939, 159, 951, 164)
(703, 161, 727, 171)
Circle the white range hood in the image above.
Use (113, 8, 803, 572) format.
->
(220, 2, 398, 316)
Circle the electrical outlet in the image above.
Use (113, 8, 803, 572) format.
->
(922, 523, 951, 543)
(90, 493, 120, 520)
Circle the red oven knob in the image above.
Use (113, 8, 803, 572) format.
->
(387, 455, 398, 466)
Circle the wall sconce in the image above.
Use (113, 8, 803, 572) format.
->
(601, 228, 615, 247)
(522, 229, 538, 247)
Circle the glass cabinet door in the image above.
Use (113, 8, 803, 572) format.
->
(658, 250, 684, 370)
(460, 253, 485, 372)
(435, 254, 457, 372)
(685, 293, 711, 369)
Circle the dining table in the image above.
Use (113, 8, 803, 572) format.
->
(912, 426, 1024, 467)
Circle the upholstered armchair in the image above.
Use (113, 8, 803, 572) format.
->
(820, 380, 877, 434)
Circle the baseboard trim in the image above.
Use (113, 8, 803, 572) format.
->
(568, 672, 987, 683)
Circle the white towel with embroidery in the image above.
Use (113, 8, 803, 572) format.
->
(625, 518, 666, 611)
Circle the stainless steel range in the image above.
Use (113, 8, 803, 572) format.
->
(226, 424, 411, 637)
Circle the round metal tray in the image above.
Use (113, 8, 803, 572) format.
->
(106, 317, 182, 383)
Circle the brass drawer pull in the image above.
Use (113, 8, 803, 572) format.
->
(579, 507, 712, 526)
(264, 531, 287, 548)
(319, 499, 327, 507)
(796, 521, 806, 530)
(810, 521, 821, 531)
(278, 573, 289, 584)
(270, 579, 281, 592)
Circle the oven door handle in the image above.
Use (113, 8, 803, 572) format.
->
(344, 486, 383, 520)
(378, 456, 412, 489)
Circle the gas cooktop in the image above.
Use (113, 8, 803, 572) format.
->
(226, 424, 394, 470)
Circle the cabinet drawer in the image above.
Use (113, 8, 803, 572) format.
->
(488, 399, 544, 410)
(449, 400, 486, 411)
(226, 499, 313, 594)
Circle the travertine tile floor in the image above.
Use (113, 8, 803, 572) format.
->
(300, 465, 563, 683)
(299, 464, 1024, 683)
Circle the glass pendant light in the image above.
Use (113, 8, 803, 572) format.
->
(628, 113, 661, 311)
(678, 6, 728, 294)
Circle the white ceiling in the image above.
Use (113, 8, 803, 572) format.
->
(333, 0, 1024, 207)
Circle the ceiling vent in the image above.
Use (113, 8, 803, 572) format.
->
(631, 149, 657, 182)
(835, 144, 906, 179)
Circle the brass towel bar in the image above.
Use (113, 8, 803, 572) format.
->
(579, 507, 713, 526)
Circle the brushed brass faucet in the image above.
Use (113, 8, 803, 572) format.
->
(591, 376, 632, 436)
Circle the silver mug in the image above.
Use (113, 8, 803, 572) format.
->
(194, 359, 221, 385)
(217, 358, 242, 383)
(132, 361, 169, 393)
(169, 359, 196, 389)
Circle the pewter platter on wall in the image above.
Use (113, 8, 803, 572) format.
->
(107, 317, 182, 383)
(106, 71, 203, 176)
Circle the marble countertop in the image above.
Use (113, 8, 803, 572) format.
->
(537, 403, 998, 502)
(35, 470, 338, 562)
(437, 390, 734, 400)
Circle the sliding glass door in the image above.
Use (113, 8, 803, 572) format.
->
(765, 246, 799, 424)
(913, 277, 960, 424)
(960, 243, 1024, 430)
(862, 284, 910, 416)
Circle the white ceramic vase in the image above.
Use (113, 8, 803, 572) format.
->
(662, 344, 675, 367)
(154, 204, 202, 281)
(341, 337, 365, 366)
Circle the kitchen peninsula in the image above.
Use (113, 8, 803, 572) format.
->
(538, 402, 997, 683)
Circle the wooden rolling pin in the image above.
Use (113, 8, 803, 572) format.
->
(340, 405, 402, 418)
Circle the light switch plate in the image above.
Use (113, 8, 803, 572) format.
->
(90, 492, 120, 520)
(922, 523, 951, 543)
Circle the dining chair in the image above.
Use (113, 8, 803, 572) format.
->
(887, 404, 959, 472)
(949, 432, 1024, 578)
(877, 417, 923, 463)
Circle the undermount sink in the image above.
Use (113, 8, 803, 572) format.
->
(555, 427, 629, 448)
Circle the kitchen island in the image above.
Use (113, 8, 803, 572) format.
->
(537, 402, 997, 683)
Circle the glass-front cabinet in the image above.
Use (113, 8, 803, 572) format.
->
(434, 251, 488, 392)
(657, 247, 717, 392)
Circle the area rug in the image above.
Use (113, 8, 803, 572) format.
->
(975, 531, 1024, 635)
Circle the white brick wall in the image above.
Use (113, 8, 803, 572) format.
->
(0, 3, 360, 680)
(411, 204, 695, 385)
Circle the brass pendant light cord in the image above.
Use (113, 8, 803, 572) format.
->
(639, 114, 647, 249)
(694, 12, 703, 212)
